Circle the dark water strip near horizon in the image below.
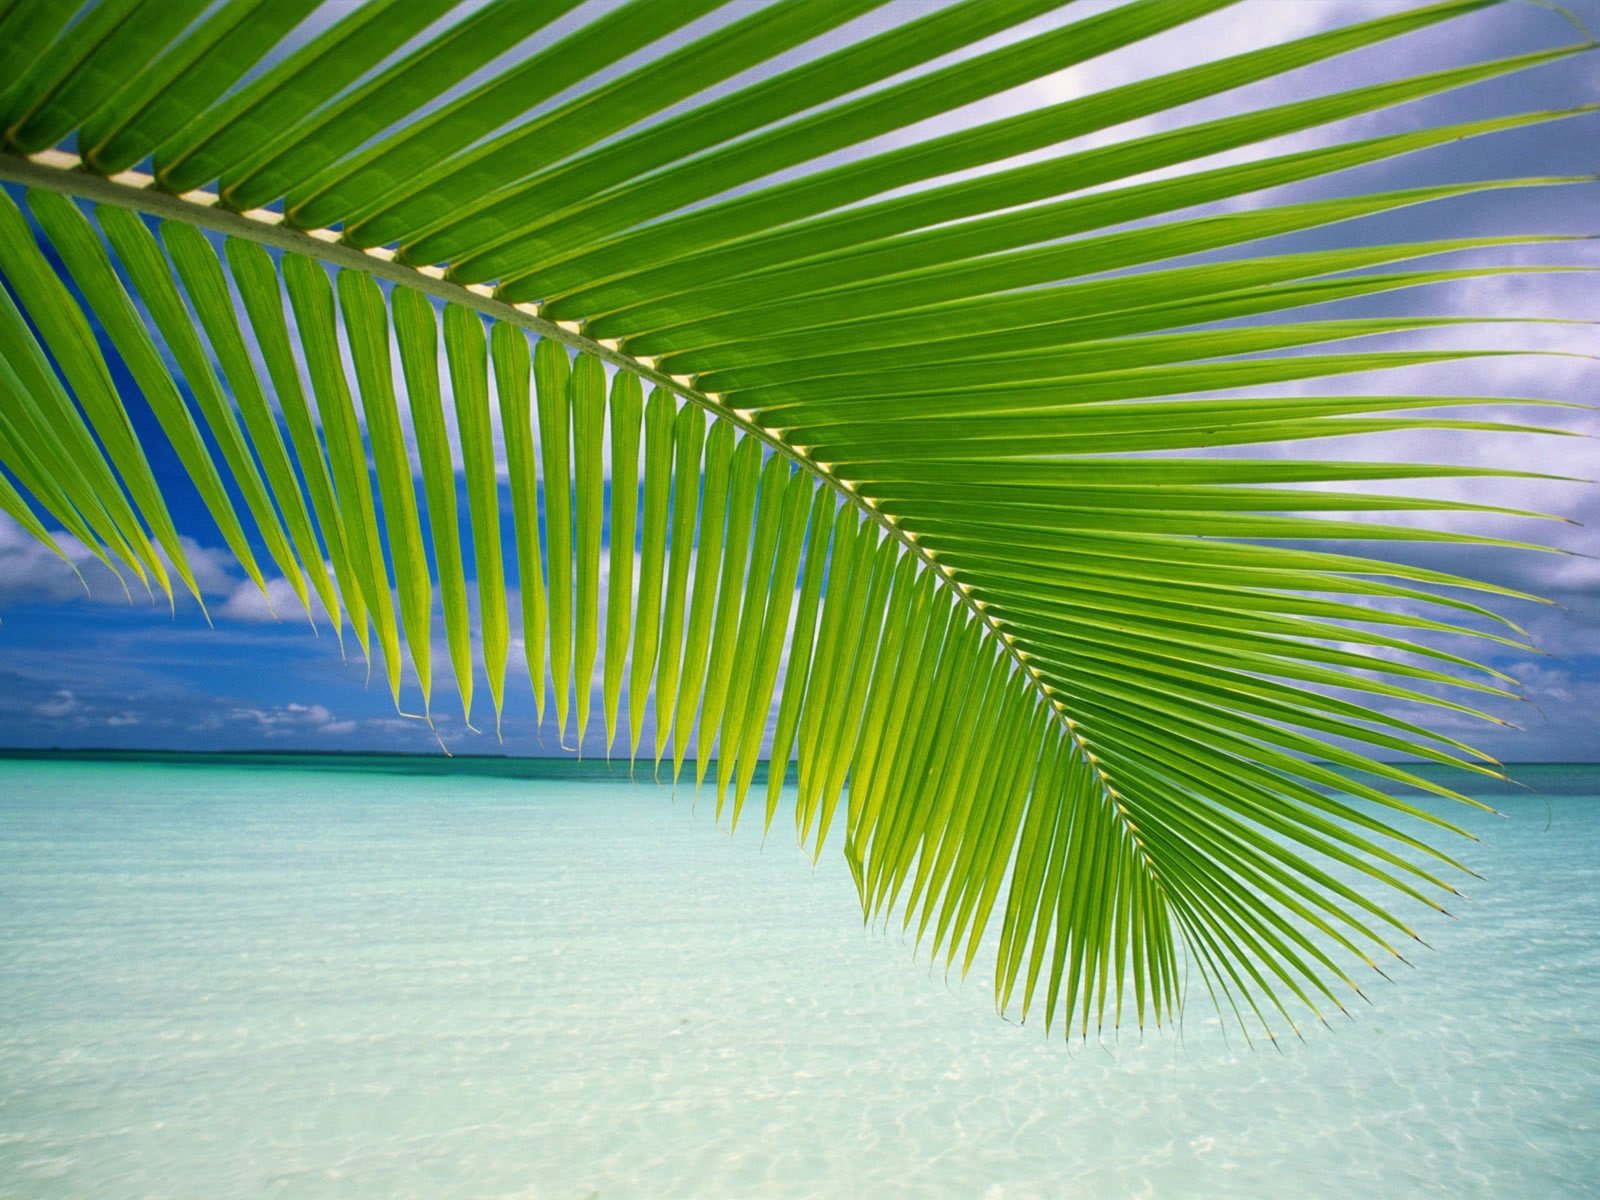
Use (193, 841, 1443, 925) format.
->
(2, 747, 1596, 795)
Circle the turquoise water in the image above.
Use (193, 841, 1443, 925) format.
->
(2, 758, 1596, 1198)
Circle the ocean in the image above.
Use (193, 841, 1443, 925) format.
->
(1, 756, 1596, 1198)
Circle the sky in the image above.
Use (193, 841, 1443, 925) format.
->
(0, 0, 1596, 761)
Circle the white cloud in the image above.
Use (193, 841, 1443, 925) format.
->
(218, 568, 337, 626)
(210, 700, 358, 738)
(0, 513, 239, 608)
(0, 515, 118, 604)
(32, 688, 79, 719)
(21, 684, 148, 735)
(160, 536, 238, 598)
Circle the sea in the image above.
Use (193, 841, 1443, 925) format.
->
(1, 754, 1596, 1198)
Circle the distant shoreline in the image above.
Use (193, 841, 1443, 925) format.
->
(0, 745, 800, 783)
(0, 747, 1592, 790)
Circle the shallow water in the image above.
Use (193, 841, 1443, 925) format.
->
(1, 758, 1596, 1198)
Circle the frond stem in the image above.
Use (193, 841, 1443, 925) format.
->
(0, 149, 1122, 806)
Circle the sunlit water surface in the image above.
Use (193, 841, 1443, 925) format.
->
(1, 757, 1596, 1198)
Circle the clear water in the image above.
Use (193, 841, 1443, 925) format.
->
(2, 758, 1596, 1198)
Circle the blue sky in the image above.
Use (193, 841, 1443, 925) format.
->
(0, 0, 1596, 760)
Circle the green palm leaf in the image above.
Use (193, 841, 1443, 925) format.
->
(0, 0, 1591, 1044)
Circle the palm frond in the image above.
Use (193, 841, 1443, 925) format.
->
(0, 0, 1593, 1043)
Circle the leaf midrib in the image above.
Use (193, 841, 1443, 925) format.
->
(0, 147, 1126, 815)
